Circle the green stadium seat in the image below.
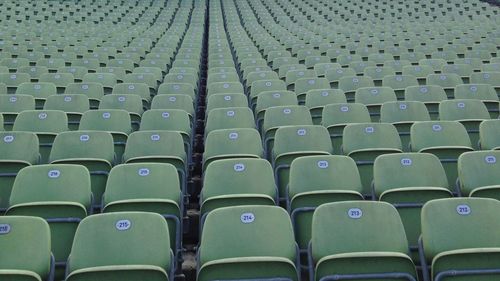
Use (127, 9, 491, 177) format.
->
(49, 131, 115, 210)
(458, 151, 500, 200)
(201, 158, 276, 217)
(66, 212, 174, 281)
(410, 121, 474, 190)
(102, 163, 182, 263)
(273, 125, 332, 203)
(0, 216, 53, 280)
(419, 198, 500, 281)
(7, 164, 91, 278)
(309, 201, 417, 281)
(0, 131, 39, 212)
(198, 205, 299, 281)
(288, 155, 363, 250)
(373, 153, 452, 260)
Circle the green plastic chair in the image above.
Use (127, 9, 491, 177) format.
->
(79, 109, 132, 161)
(458, 151, 500, 199)
(470, 72, 500, 96)
(410, 121, 474, 190)
(380, 101, 431, 151)
(151, 95, 195, 122)
(164, 73, 197, 92)
(279, 64, 307, 79)
(374, 153, 452, 260)
(201, 158, 276, 217)
(203, 128, 263, 170)
(310, 201, 417, 281)
(426, 73, 463, 98)
(324, 67, 356, 88)
(439, 99, 491, 150)
(158, 82, 195, 98)
(205, 107, 255, 138)
(7, 164, 91, 278)
(250, 79, 286, 109)
(112, 83, 152, 108)
(304, 89, 346, 125)
(454, 84, 499, 118)
(262, 105, 313, 160)
(338, 76, 374, 102)
(44, 94, 90, 130)
(288, 155, 363, 250)
(354, 87, 397, 122)
(402, 65, 434, 85)
(66, 212, 173, 281)
(0, 216, 53, 281)
(294, 77, 330, 104)
(420, 198, 500, 281)
(18, 66, 49, 80)
(342, 123, 403, 196)
(13, 110, 68, 163)
(364, 66, 396, 86)
(255, 91, 298, 130)
(15, 82, 57, 109)
(49, 131, 115, 210)
(140, 109, 192, 157)
(122, 131, 186, 195)
(479, 120, 500, 150)
(0, 94, 35, 130)
(39, 73, 74, 94)
(206, 93, 248, 113)
(273, 125, 332, 204)
(382, 75, 419, 100)
(65, 83, 104, 109)
(321, 103, 371, 154)
(0, 73, 31, 94)
(207, 81, 244, 97)
(285, 69, 317, 90)
(405, 85, 448, 120)
(198, 205, 299, 281)
(124, 73, 159, 94)
(0, 131, 40, 212)
(99, 94, 143, 131)
(102, 163, 182, 263)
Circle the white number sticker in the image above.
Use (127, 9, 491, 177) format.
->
(348, 208, 363, 219)
(161, 112, 170, 118)
(420, 87, 428, 93)
(128, 84, 135, 90)
(399, 103, 407, 110)
(64, 96, 72, 102)
(241, 213, 255, 224)
(118, 96, 126, 102)
(401, 158, 412, 166)
(80, 134, 90, 142)
(115, 219, 131, 231)
(224, 95, 231, 101)
(432, 124, 442, 132)
(3, 136, 14, 143)
(226, 110, 235, 117)
(283, 108, 291, 114)
(317, 160, 329, 169)
(0, 224, 11, 234)
(457, 102, 465, 108)
(340, 105, 349, 112)
(371, 89, 379, 95)
(485, 156, 496, 164)
(48, 170, 61, 178)
(82, 84, 89, 90)
(297, 129, 306, 136)
(234, 163, 245, 172)
(102, 112, 111, 119)
(456, 204, 471, 216)
(138, 168, 150, 176)
(321, 91, 329, 97)
(9, 96, 17, 102)
(168, 96, 177, 102)
(151, 134, 160, 141)
(365, 127, 375, 134)
(229, 132, 238, 140)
